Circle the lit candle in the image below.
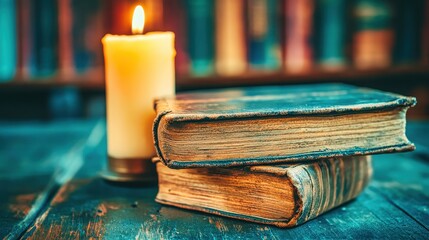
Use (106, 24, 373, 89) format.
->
(102, 6, 175, 180)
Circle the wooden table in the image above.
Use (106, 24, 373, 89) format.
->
(1, 120, 428, 239)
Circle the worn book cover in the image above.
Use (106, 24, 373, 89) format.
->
(153, 83, 415, 168)
(155, 155, 372, 227)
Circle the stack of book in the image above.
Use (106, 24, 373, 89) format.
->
(152, 83, 415, 227)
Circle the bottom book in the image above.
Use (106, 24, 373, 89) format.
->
(155, 156, 372, 228)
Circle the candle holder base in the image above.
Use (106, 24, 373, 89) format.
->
(100, 170, 156, 183)
(100, 156, 157, 183)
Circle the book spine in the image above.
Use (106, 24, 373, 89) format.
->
(30, 0, 59, 77)
(185, 0, 215, 76)
(0, 0, 17, 81)
(162, 0, 189, 75)
(17, 0, 31, 78)
(215, 0, 247, 76)
(284, 0, 314, 72)
(289, 156, 372, 226)
(352, 0, 393, 70)
(58, 0, 74, 78)
(393, 0, 424, 65)
(247, 0, 281, 70)
(71, 0, 104, 75)
(314, 0, 347, 69)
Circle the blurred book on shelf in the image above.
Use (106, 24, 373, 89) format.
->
(247, 0, 282, 71)
(283, 0, 313, 72)
(185, 0, 215, 76)
(314, 0, 347, 70)
(0, 0, 17, 81)
(215, 0, 246, 76)
(352, 0, 393, 70)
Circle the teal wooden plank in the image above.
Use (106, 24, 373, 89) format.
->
(0, 120, 98, 239)
(2, 120, 429, 239)
(23, 178, 429, 239)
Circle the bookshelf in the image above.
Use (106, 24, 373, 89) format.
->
(0, 0, 428, 120)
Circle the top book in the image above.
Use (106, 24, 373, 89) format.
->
(153, 83, 416, 168)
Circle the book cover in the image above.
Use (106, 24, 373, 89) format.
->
(0, 0, 17, 81)
(247, 0, 281, 70)
(156, 155, 372, 227)
(215, 0, 247, 76)
(185, 0, 215, 76)
(58, 0, 74, 77)
(392, 0, 424, 65)
(71, 0, 105, 75)
(17, 0, 31, 78)
(352, 0, 393, 69)
(153, 83, 416, 168)
(162, 0, 189, 76)
(314, 0, 347, 69)
(30, 0, 59, 77)
(283, 0, 314, 72)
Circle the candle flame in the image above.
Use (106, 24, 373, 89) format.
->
(132, 5, 145, 34)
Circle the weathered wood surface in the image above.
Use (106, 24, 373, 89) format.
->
(0, 121, 428, 239)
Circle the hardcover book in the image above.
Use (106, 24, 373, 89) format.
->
(284, 0, 313, 72)
(185, 0, 215, 76)
(314, 0, 347, 69)
(215, 0, 247, 76)
(352, 0, 393, 69)
(0, 0, 17, 81)
(153, 83, 415, 168)
(30, 0, 59, 77)
(247, 0, 282, 70)
(155, 155, 372, 227)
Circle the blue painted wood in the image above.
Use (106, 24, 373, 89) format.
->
(0, 120, 428, 239)
(0, 120, 100, 239)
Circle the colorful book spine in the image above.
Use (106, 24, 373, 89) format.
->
(393, 0, 424, 65)
(0, 0, 17, 81)
(185, 0, 215, 76)
(284, 0, 314, 72)
(30, 0, 59, 77)
(352, 0, 393, 70)
(215, 0, 247, 76)
(17, 0, 31, 78)
(247, 0, 281, 70)
(162, 0, 189, 75)
(71, 0, 105, 75)
(58, 0, 74, 77)
(314, 0, 347, 69)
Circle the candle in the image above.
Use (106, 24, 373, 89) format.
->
(102, 6, 175, 180)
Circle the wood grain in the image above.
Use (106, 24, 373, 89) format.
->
(1, 121, 428, 239)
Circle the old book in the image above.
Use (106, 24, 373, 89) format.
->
(153, 84, 415, 168)
(155, 155, 372, 227)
